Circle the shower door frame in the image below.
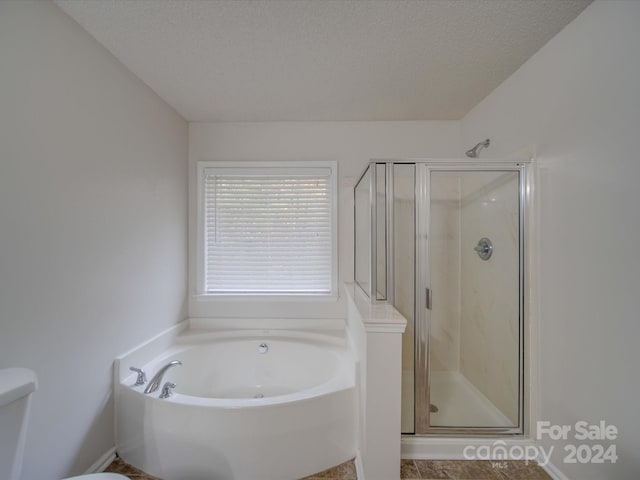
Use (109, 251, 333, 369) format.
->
(414, 161, 527, 436)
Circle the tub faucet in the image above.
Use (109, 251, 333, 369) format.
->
(144, 360, 182, 394)
(129, 367, 147, 386)
(160, 382, 176, 399)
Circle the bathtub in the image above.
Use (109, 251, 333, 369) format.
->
(115, 321, 357, 480)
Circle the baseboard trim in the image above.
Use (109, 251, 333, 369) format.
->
(355, 450, 365, 480)
(88, 442, 563, 479)
(85, 446, 117, 474)
(402, 436, 570, 479)
(401, 436, 536, 459)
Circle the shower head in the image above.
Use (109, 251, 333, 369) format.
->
(465, 139, 490, 158)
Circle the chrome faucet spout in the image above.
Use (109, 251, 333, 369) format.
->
(144, 360, 182, 394)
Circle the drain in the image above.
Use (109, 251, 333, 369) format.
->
(253, 393, 264, 399)
(430, 403, 439, 413)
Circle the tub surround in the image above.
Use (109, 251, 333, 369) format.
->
(115, 318, 357, 480)
(113, 318, 347, 383)
(114, 306, 408, 480)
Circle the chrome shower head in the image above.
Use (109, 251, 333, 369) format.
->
(465, 139, 490, 158)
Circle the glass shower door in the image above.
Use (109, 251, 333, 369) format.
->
(417, 166, 523, 433)
(393, 164, 416, 434)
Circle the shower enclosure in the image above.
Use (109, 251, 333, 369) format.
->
(354, 160, 527, 435)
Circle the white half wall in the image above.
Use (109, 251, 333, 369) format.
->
(188, 121, 460, 318)
(0, 2, 188, 479)
(461, 1, 640, 478)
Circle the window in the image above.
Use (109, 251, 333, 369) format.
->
(197, 161, 337, 296)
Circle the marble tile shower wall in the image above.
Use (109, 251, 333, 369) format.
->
(429, 176, 462, 372)
(459, 172, 520, 424)
(366, 168, 521, 426)
(426, 171, 520, 424)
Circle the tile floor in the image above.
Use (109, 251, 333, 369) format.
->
(104, 457, 160, 479)
(105, 456, 552, 480)
(399, 459, 552, 479)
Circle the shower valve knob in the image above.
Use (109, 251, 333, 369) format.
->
(474, 237, 493, 260)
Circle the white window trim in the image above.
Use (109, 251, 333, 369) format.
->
(195, 160, 339, 300)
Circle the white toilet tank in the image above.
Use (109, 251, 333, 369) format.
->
(0, 368, 37, 480)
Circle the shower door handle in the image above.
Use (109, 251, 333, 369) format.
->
(425, 288, 432, 310)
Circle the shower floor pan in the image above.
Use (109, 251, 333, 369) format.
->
(402, 370, 512, 431)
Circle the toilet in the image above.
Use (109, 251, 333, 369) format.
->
(0, 368, 129, 480)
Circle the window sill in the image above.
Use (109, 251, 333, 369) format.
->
(193, 293, 340, 303)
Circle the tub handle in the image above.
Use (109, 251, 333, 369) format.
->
(160, 382, 176, 399)
(129, 367, 147, 386)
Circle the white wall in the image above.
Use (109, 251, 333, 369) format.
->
(461, 1, 640, 477)
(189, 121, 460, 318)
(0, 2, 187, 479)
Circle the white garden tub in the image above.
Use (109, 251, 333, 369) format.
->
(115, 322, 357, 480)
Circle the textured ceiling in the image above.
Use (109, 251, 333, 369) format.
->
(55, 0, 591, 122)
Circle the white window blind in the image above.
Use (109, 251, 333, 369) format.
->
(202, 165, 334, 294)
